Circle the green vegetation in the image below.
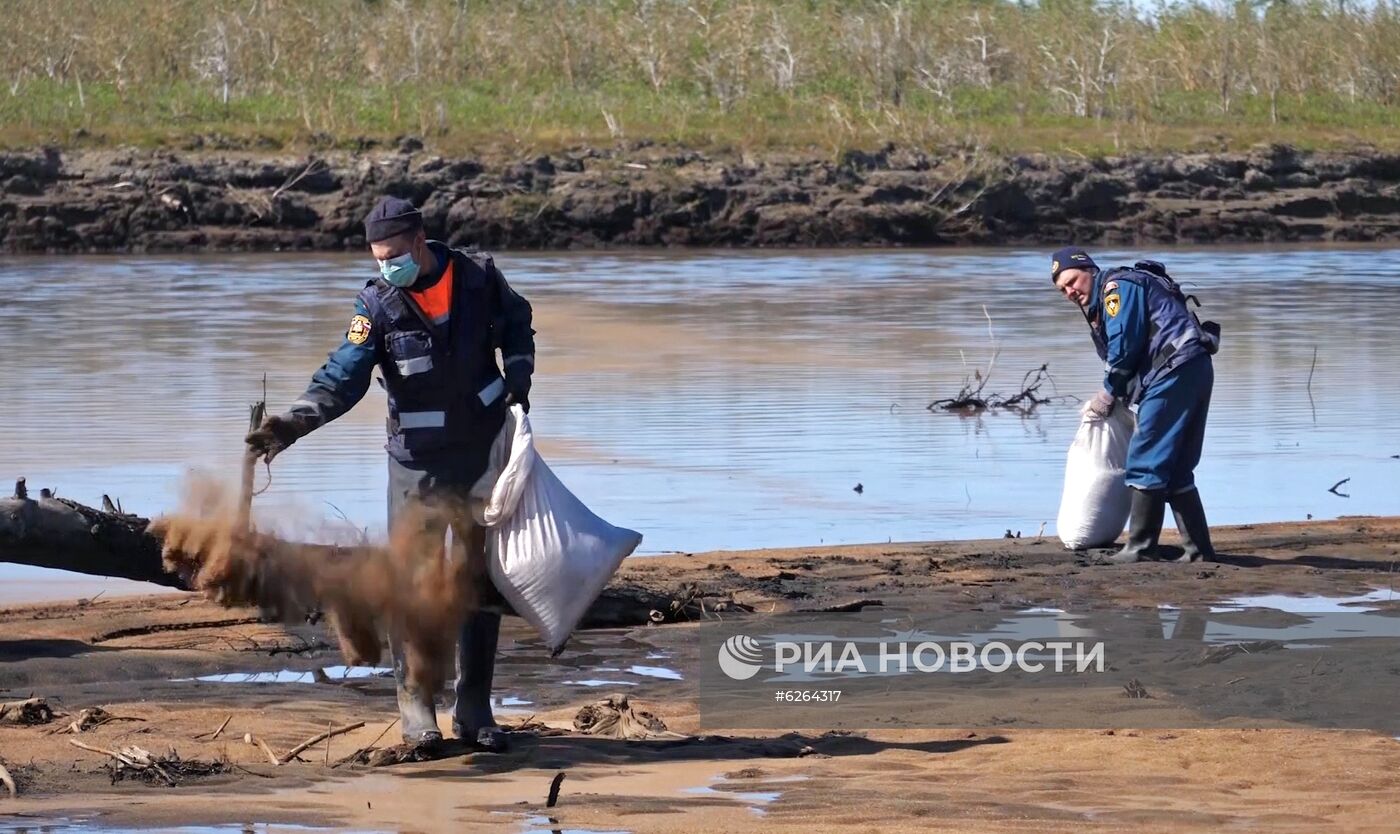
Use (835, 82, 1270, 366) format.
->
(4, 0, 1400, 155)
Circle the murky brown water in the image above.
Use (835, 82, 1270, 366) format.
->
(2, 247, 1399, 596)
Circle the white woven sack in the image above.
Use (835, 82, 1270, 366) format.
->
(1055, 400, 1136, 550)
(472, 406, 642, 652)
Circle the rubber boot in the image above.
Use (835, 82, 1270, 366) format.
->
(1106, 488, 1165, 564)
(1169, 488, 1215, 563)
(452, 609, 507, 751)
(389, 636, 442, 745)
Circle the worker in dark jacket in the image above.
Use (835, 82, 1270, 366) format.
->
(1052, 246, 1218, 564)
(246, 196, 535, 749)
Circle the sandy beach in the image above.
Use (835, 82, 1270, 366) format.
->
(3, 516, 1399, 832)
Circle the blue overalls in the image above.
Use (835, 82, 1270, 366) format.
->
(1088, 263, 1214, 494)
(287, 241, 535, 743)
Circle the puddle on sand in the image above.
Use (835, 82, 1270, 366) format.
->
(171, 666, 393, 684)
(0, 818, 381, 833)
(682, 777, 792, 817)
(585, 663, 683, 682)
(561, 679, 637, 688)
(626, 665, 683, 681)
(520, 817, 631, 834)
(1210, 588, 1399, 614)
(168, 668, 533, 710)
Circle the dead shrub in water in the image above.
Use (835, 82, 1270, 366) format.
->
(154, 476, 477, 696)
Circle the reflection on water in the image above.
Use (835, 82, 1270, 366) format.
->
(520, 819, 630, 834)
(1210, 588, 1399, 613)
(2, 247, 1398, 589)
(171, 666, 393, 684)
(0, 565, 180, 605)
(561, 679, 637, 688)
(681, 781, 783, 817)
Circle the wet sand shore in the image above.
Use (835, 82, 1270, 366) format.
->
(3, 516, 1400, 832)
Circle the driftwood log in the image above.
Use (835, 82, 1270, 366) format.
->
(0, 482, 179, 587)
(0, 481, 681, 629)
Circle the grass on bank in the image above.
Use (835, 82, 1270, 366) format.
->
(5, 79, 1400, 157)
(6, 0, 1400, 156)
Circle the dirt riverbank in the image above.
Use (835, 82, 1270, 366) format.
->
(6, 143, 1400, 253)
(3, 517, 1400, 831)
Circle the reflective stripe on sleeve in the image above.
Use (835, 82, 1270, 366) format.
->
(478, 378, 505, 406)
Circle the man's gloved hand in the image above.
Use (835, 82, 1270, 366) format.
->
(244, 414, 303, 463)
(504, 365, 531, 414)
(1086, 390, 1116, 420)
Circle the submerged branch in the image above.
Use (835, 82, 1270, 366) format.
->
(929, 363, 1075, 415)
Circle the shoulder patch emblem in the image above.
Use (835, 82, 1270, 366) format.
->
(1051, 259, 1060, 275)
(347, 314, 372, 345)
(1104, 293, 1121, 318)
(1103, 280, 1119, 294)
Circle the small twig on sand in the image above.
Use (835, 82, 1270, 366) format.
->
(1328, 478, 1351, 498)
(194, 714, 232, 741)
(280, 721, 365, 764)
(547, 771, 567, 808)
(69, 739, 123, 759)
(331, 718, 399, 769)
(68, 740, 177, 786)
(231, 763, 275, 779)
(0, 761, 15, 798)
(244, 733, 281, 767)
(51, 707, 145, 735)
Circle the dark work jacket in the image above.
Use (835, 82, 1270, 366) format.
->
(1087, 262, 1213, 404)
(287, 241, 535, 464)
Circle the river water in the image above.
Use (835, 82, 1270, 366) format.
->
(2, 246, 1397, 598)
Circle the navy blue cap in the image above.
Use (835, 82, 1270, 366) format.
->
(364, 196, 423, 243)
(1050, 246, 1097, 282)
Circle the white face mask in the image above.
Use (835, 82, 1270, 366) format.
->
(378, 251, 420, 287)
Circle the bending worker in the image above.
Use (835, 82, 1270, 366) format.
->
(1051, 246, 1219, 564)
(246, 196, 535, 749)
